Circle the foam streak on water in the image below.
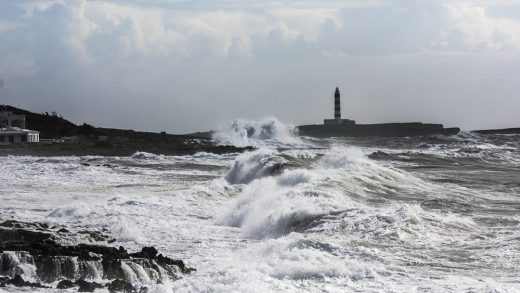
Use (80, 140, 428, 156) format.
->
(1, 121, 519, 292)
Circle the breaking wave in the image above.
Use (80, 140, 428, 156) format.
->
(2, 129, 519, 292)
(217, 146, 479, 242)
(212, 118, 308, 148)
(225, 150, 286, 185)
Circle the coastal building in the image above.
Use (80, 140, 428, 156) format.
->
(0, 111, 40, 145)
(0, 128, 40, 145)
(0, 111, 25, 129)
(323, 87, 355, 125)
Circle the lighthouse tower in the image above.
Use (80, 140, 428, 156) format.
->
(324, 86, 355, 125)
(334, 86, 341, 120)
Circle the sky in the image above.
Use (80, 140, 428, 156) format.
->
(0, 0, 519, 133)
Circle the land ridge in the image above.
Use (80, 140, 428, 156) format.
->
(1, 105, 519, 157)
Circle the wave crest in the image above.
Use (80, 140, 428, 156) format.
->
(212, 118, 305, 148)
(225, 150, 285, 185)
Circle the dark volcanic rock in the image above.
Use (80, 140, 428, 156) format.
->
(0, 220, 49, 230)
(56, 279, 76, 289)
(296, 122, 460, 138)
(0, 274, 48, 288)
(473, 128, 520, 135)
(131, 246, 158, 259)
(76, 279, 104, 292)
(0, 228, 52, 245)
(0, 220, 195, 290)
(108, 279, 135, 292)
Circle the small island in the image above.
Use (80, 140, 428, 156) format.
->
(1, 90, 519, 158)
(296, 87, 460, 138)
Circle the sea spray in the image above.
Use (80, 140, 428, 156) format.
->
(225, 150, 286, 184)
(212, 118, 306, 148)
(2, 129, 520, 292)
(217, 148, 368, 238)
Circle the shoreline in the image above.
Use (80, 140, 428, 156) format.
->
(0, 219, 194, 291)
(1, 125, 519, 158)
(0, 135, 253, 157)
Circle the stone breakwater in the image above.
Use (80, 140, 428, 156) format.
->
(0, 220, 195, 292)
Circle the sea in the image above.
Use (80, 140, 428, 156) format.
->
(1, 118, 519, 292)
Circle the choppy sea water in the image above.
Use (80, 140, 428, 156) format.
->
(1, 119, 519, 292)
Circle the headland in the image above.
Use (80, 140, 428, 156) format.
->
(0, 105, 251, 157)
(295, 87, 460, 138)
(1, 101, 519, 157)
(296, 122, 460, 138)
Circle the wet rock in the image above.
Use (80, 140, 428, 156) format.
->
(0, 227, 53, 244)
(108, 279, 134, 292)
(0, 220, 49, 230)
(0, 220, 196, 289)
(0, 274, 48, 288)
(56, 279, 75, 289)
(131, 246, 158, 259)
(35, 255, 79, 282)
(102, 258, 125, 280)
(75, 279, 103, 292)
(156, 254, 196, 274)
(78, 230, 110, 242)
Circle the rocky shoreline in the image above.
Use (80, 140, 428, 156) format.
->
(0, 134, 253, 157)
(0, 220, 194, 292)
(296, 122, 460, 138)
(472, 128, 520, 135)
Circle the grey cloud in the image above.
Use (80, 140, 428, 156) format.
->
(0, 0, 519, 132)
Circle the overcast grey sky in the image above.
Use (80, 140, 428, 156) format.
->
(0, 0, 519, 133)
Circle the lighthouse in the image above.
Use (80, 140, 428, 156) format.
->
(334, 86, 341, 119)
(324, 86, 356, 125)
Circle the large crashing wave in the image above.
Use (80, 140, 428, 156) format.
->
(217, 146, 477, 241)
(225, 150, 286, 185)
(212, 118, 308, 148)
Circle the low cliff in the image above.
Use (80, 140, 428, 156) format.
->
(296, 122, 460, 138)
(473, 128, 520, 135)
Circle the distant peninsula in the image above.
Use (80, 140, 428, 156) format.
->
(0, 105, 251, 157)
(296, 122, 460, 138)
(1, 104, 519, 157)
(473, 128, 520, 135)
(295, 87, 461, 138)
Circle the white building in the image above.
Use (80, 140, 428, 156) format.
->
(0, 111, 39, 145)
(0, 127, 40, 145)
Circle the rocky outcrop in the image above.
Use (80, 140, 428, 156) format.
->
(296, 123, 460, 138)
(0, 105, 255, 157)
(473, 128, 520, 135)
(0, 220, 195, 292)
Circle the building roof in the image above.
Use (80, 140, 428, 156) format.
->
(0, 127, 39, 134)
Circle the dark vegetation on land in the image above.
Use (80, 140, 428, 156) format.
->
(0, 105, 252, 156)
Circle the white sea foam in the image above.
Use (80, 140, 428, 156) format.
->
(131, 151, 164, 160)
(212, 118, 309, 148)
(224, 149, 285, 185)
(1, 132, 519, 292)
